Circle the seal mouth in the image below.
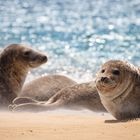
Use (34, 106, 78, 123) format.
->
(96, 77, 117, 91)
(35, 55, 47, 63)
(97, 77, 114, 85)
(29, 55, 47, 68)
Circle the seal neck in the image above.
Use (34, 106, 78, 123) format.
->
(111, 81, 134, 102)
(0, 63, 28, 104)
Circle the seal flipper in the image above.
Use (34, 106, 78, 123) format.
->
(12, 97, 38, 105)
(12, 101, 61, 112)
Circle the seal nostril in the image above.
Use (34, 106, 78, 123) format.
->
(41, 56, 47, 62)
(101, 77, 109, 82)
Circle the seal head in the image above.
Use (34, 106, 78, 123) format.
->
(96, 60, 140, 120)
(0, 44, 47, 69)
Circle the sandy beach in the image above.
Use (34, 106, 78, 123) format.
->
(0, 110, 140, 140)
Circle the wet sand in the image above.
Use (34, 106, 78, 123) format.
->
(0, 110, 140, 140)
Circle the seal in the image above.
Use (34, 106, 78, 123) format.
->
(0, 44, 47, 108)
(95, 60, 140, 120)
(19, 74, 77, 101)
(11, 81, 106, 112)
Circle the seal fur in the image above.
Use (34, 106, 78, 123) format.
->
(96, 60, 140, 120)
(0, 44, 47, 108)
(19, 74, 77, 101)
(11, 81, 106, 112)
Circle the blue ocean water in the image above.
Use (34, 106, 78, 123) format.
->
(0, 0, 140, 81)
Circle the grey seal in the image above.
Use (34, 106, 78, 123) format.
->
(0, 44, 47, 108)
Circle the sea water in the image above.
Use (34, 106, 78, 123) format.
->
(0, 0, 140, 82)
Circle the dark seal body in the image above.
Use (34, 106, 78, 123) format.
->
(0, 44, 47, 108)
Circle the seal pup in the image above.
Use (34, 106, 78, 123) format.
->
(96, 60, 140, 120)
(18, 74, 77, 101)
(11, 81, 106, 112)
(0, 44, 47, 108)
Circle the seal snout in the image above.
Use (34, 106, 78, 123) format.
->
(32, 54, 48, 63)
(40, 55, 47, 62)
(100, 76, 110, 83)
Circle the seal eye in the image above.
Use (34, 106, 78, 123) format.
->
(101, 69, 105, 73)
(112, 70, 120, 75)
(23, 51, 31, 56)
